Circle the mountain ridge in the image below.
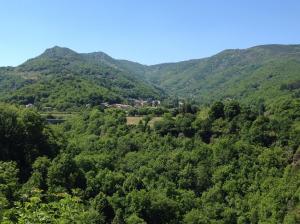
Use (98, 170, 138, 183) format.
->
(18, 43, 300, 66)
(0, 46, 164, 110)
(1, 44, 300, 109)
(142, 44, 300, 104)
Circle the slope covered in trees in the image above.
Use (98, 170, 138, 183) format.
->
(0, 98, 299, 223)
(141, 44, 300, 104)
(0, 47, 163, 110)
(0, 44, 300, 223)
(1, 44, 300, 110)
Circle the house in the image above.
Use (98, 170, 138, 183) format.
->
(25, 103, 34, 108)
(133, 99, 148, 107)
(151, 100, 161, 107)
(101, 102, 110, 108)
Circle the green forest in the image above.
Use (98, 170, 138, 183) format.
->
(0, 96, 299, 223)
(0, 46, 163, 111)
(0, 44, 300, 223)
(1, 45, 300, 111)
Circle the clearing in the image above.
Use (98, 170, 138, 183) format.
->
(126, 116, 162, 127)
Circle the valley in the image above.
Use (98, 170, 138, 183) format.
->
(0, 44, 299, 223)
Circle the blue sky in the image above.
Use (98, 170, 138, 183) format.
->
(0, 0, 299, 66)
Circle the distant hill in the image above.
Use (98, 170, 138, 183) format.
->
(0, 46, 163, 110)
(140, 44, 300, 105)
(1, 44, 300, 110)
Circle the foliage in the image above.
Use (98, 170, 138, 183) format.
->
(0, 47, 163, 111)
(0, 97, 300, 223)
(140, 44, 300, 105)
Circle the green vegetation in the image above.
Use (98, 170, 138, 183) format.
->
(0, 44, 300, 223)
(0, 47, 163, 111)
(2, 44, 300, 110)
(126, 116, 163, 127)
(0, 97, 299, 223)
(140, 44, 300, 105)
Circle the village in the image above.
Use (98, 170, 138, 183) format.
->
(99, 99, 161, 110)
(24, 98, 163, 125)
(25, 99, 161, 111)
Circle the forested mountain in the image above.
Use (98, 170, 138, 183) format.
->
(1, 44, 300, 109)
(141, 44, 300, 104)
(0, 44, 300, 223)
(0, 46, 163, 110)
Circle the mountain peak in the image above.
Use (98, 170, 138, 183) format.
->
(40, 46, 78, 58)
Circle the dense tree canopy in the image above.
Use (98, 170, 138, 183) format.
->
(0, 98, 299, 223)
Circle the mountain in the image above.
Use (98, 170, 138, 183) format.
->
(0, 46, 163, 110)
(1, 44, 300, 110)
(141, 44, 300, 105)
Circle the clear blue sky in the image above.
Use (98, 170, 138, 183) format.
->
(0, 0, 299, 66)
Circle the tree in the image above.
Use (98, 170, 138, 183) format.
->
(47, 153, 86, 193)
(249, 116, 278, 147)
(209, 102, 224, 120)
(184, 209, 209, 224)
(194, 119, 212, 143)
(224, 101, 240, 120)
(92, 192, 114, 223)
(126, 214, 146, 224)
(0, 161, 19, 202)
(22, 156, 51, 192)
(0, 105, 57, 181)
(123, 174, 145, 193)
(6, 191, 101, 223)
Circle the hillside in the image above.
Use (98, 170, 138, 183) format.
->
(1, 45, 300, 223)
(1, 44, 300, 110)
(141, 44, 300, 105)
(0, 47, 163, 110)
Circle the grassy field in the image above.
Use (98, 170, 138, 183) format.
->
(126, 116, 143, 125)
(126, 116, 162, 127)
